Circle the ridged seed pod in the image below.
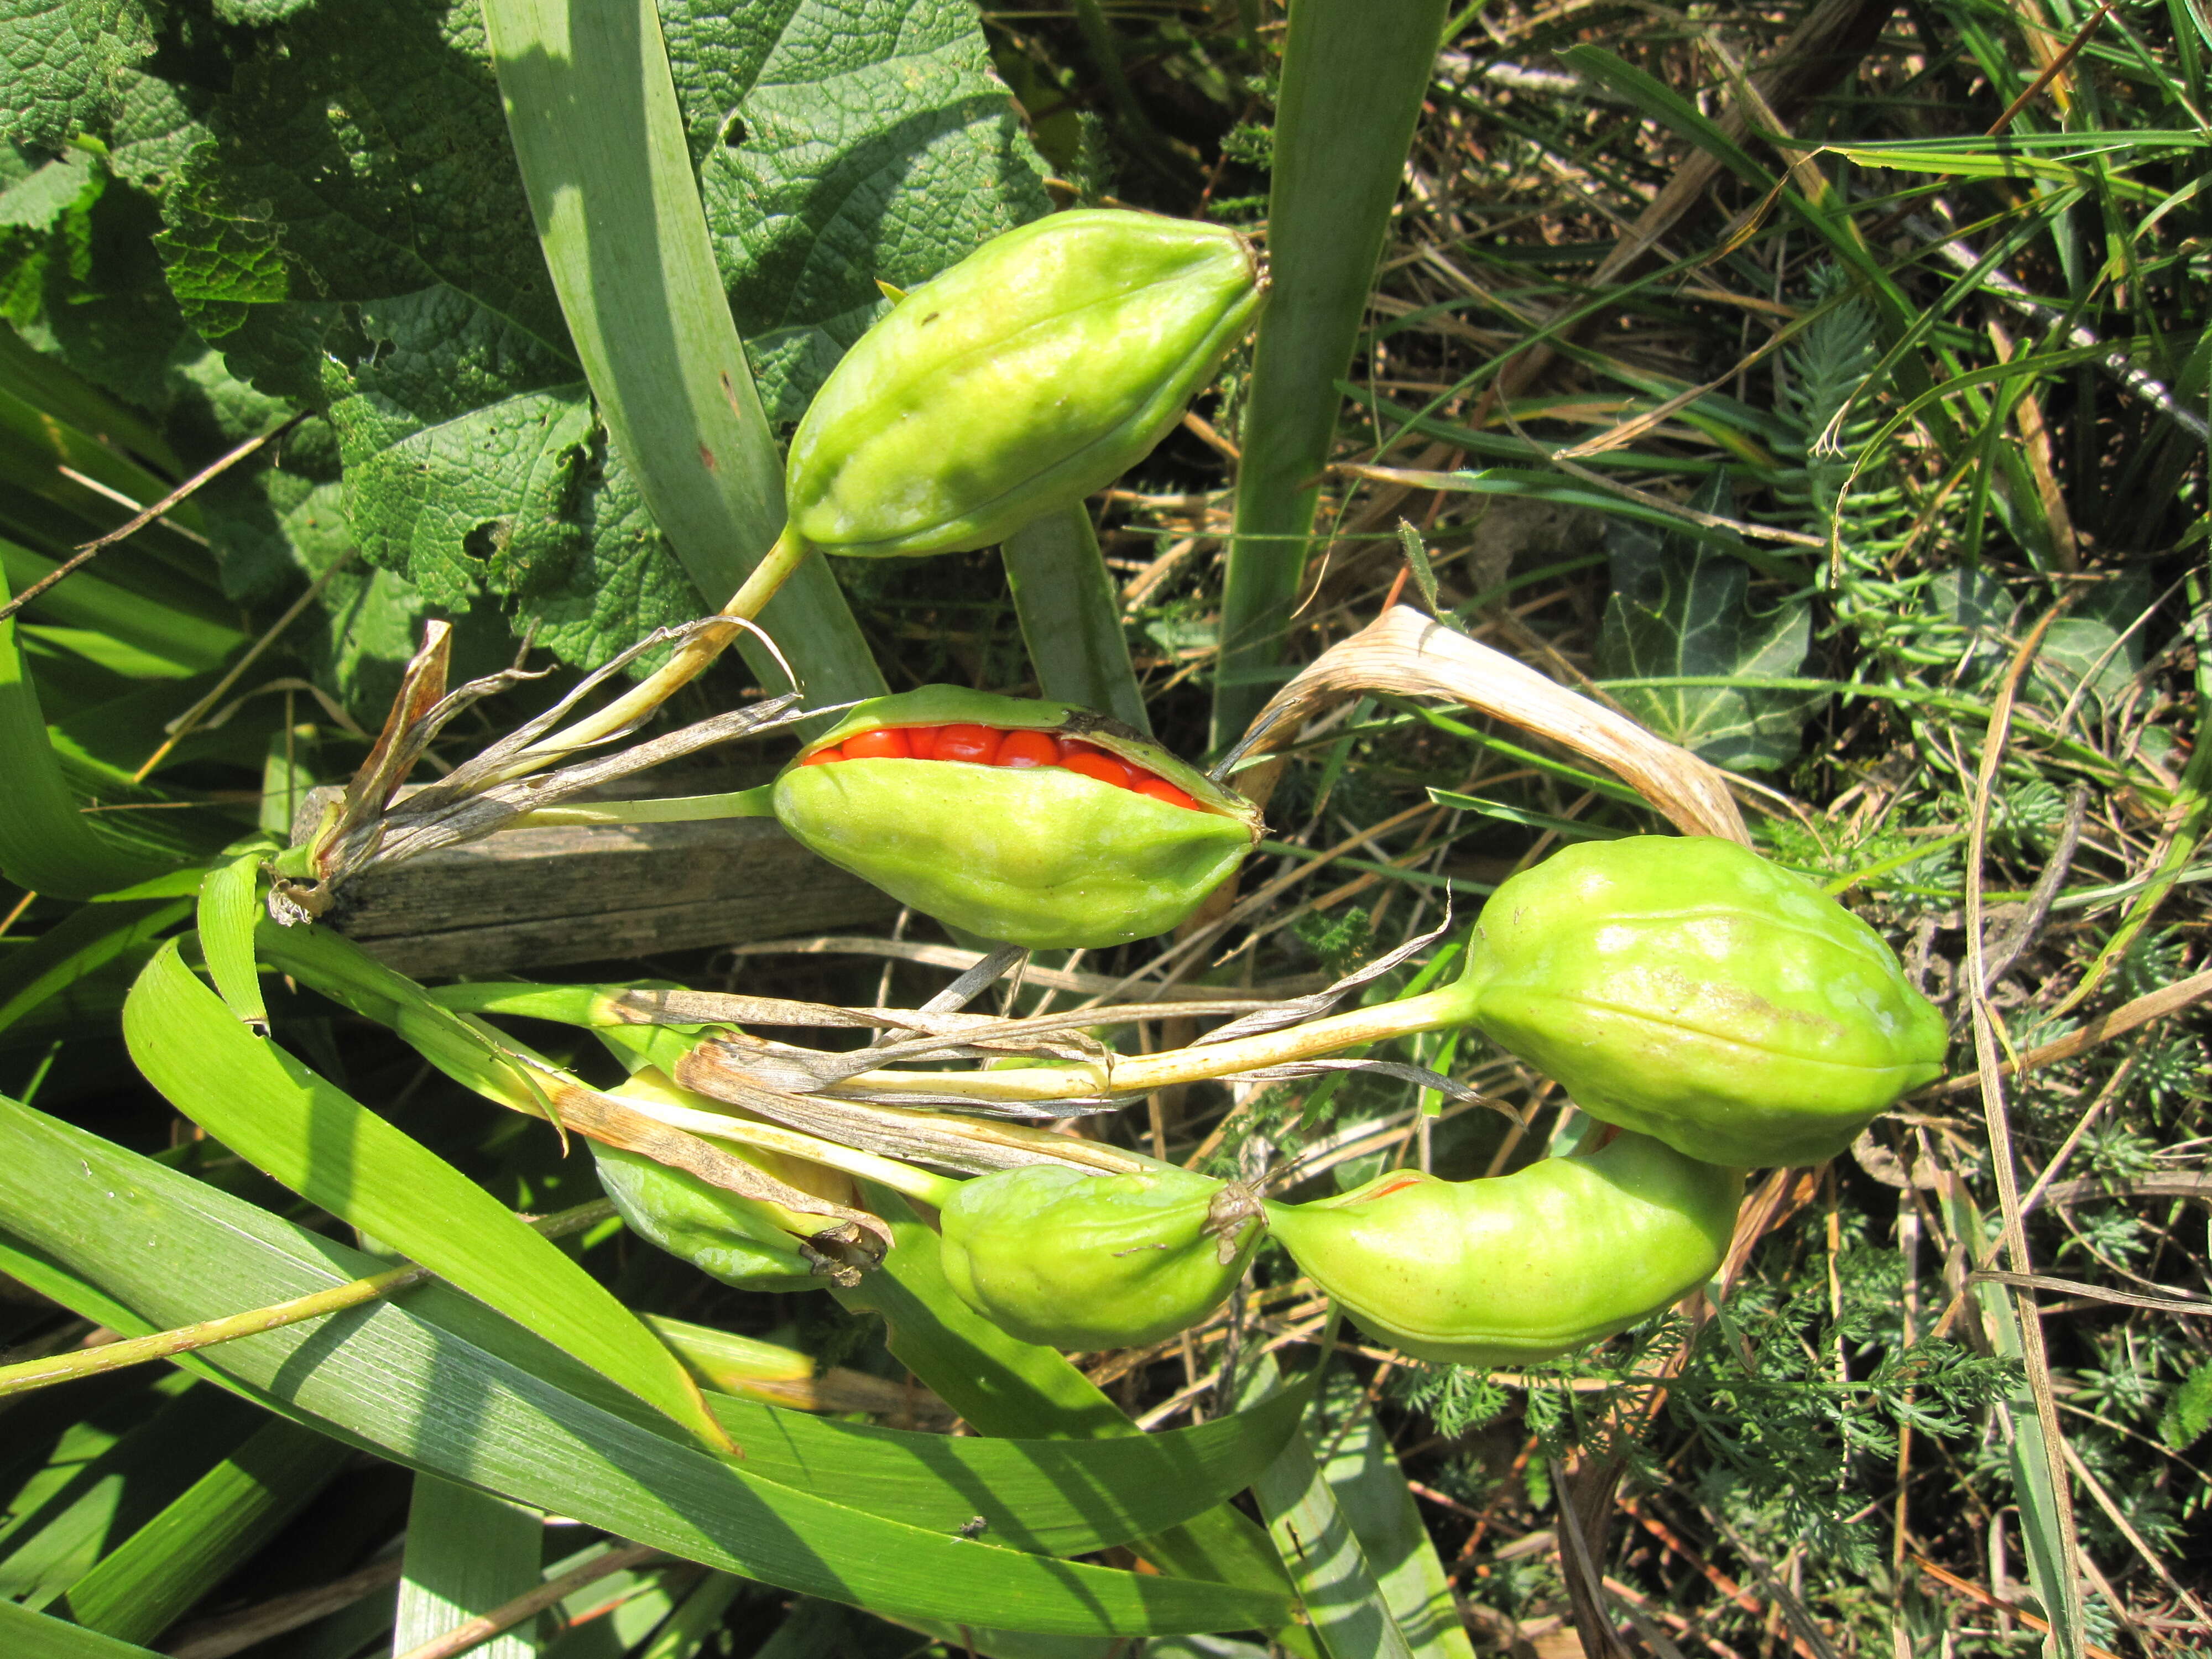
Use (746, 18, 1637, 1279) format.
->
(771, 686, 1263, 949)
(1462, 836, 1948, 1166)
(1264, 1133, 1740, 1366)
(785, 210, 1264, 558)
(939, 1162, 1261, 1350)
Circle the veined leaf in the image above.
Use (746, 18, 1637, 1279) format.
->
(0, 1096, 1291, 1636)
(393, 1476, 543, 1659)
(121, 938, 731, 1453)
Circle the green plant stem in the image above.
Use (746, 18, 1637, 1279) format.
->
(508, 785, 778, 830)
(492, 528, 815, 784)
(830, 982, 1478, 1107)
(1209, 0, 1449, 750)
(0, 1201, 615, 1400)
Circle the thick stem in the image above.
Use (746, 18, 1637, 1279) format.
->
(507, 785, 778, 830)
(827, 983, 1478, 1105)
(492, 526, 814, 783)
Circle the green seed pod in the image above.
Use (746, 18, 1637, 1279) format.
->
(1264, 1132, 1740, 1367)
(771, 686, 1263, 950)
(591, 1143, 821, 1291)
(939, 1162, 1262, 1350)
(785, 210, 1263, 558)
(1462, 836, 1948, 1167)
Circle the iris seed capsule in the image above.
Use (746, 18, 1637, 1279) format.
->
(939, 1162, 1262, 1350)
(785, 210, 1264, 559)
(1264, 1131, 1741, 1366)
(771, 686, 1263, 950)
(1460, 836, 1948, 1166)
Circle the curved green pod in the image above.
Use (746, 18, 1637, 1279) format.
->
(591, 1142, 827, 1292)
(785, 210, 1264, 558)
(1264, 1132, 1740, 1366)
(938, 1162, 1262, 1351)
(771, 687, 1263, 950)
(1458, 836, 1948, 1167)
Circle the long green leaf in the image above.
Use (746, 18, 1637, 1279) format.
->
(479, 0, 885, 709)
(0, 1096, 1288, 1637)
(0, 618, 184, 897)
(394, 1476, 544, 1659)
(121, 937, 729, 1453)
(1003, 505, 1151, 733)
(1238, 1358, 1414, 1659)
(54, 1418, 349, 1646)
(195, 852, 267, 1029)
(0, 897, 190, 1035)
(0, 1601, 161, 1659)
(1211, 0, 1448, 748)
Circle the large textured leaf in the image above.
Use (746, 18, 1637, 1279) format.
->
(1596, 475, 1820, 774)
(0, 1096, 1290, 1636)
(121, 938, 731, 1452)
(0, 0, 158, 150)
(667, 0, 1053, 423)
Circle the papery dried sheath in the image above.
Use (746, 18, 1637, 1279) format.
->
(785, 210, 1263, 557)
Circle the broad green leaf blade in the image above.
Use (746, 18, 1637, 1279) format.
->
(0, 1601, 161, 1659)
(702, 1378, 1308, 1559)
(0, 897, 190, 1035)
(1595, 476, 1820, 774)
(121, 938, 730, 1453)
(54, 1418, 349, 1646)
(0, 1097, 1290, 1637)
(1211, 0, 1448, 748)
(1238, 1359, 1415, 1659)
(1310, 1381, 1473, 1658)
(481, 0, 884, 708)
(1003, 505, 1151, 734)
(0, 618, 185, 897)
(394, 1476, 544, 1659)
(196, 854, 268, 1027)
(837, 1188, 1312, 1655)
(636, 1570, 744, 1659)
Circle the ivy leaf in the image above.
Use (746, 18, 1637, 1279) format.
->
(668, 0, 1053, 422)
(1597, 478, 1820, 774)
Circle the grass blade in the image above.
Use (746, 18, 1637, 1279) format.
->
(479, 0, 885, 708)
(195, 852, 267, 1030)
(0, 896, 190, 1035)
(0, 618, 186, 897)
(121, 937, 731, 1454)
(1211, 0, 1448, 748)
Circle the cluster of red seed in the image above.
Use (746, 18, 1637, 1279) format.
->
(799, 724, 1202, 811)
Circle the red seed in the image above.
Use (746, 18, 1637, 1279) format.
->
(1131, 776, 1199, 811)
(799, 745, 844, 766)
(933, 724, 1004, 765)
(995, 729, 1060, 769)
(842, 727, 913, 760)
(1061, 748, 1134, 789)
(902, 724, 944, 760)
